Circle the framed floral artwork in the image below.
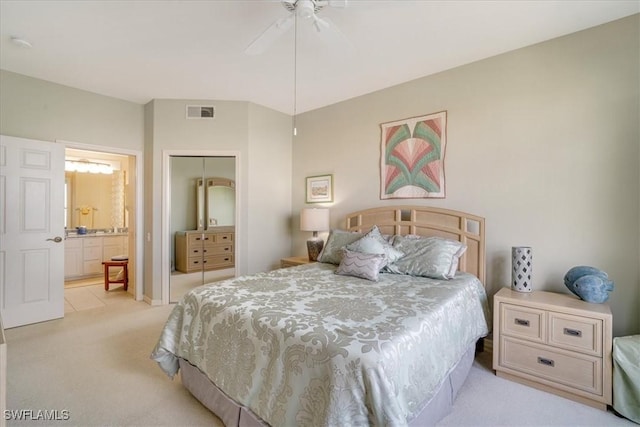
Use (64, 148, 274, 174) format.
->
(380, 111, 447, 199)
(306, 174, 333, 203)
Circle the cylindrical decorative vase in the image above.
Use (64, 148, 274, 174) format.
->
(512, 246, 532, 292)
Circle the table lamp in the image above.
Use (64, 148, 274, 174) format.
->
(300, 208, 330, 261)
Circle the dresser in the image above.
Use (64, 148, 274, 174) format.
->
(493, 288, 612, 410)
(175, 227, 234, 273)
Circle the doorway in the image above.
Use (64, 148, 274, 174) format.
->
(60, 140, 144, 304)
(62, 148, 137, 311)
(161, 150, 240, 304)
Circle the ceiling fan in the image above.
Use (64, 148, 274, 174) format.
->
(245, 0, 349, 55)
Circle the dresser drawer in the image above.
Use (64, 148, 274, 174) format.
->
(549, 312, 602, 356)
(188, 244, 233, 257)
(186, 254, 234, 271)
(208, 244, 233, 255)
(500, 336, 602, 397)
(213, 233, 233, 243)
(501, 304, 545, 343)
(187, 233, 213, 245)
(187, 246, 207, 257)
(203, 254, 234, 269)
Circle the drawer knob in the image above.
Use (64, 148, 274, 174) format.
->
(515, 318, 530, 327)
(537, 357, 555, 367)
(563, 328, 582, 337)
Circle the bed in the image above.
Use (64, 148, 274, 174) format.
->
(152, 206, 490, 426)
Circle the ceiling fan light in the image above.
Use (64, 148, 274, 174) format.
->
(297, 0, 315, 19)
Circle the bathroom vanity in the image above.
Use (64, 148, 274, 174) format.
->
(64, 232, 128, 279)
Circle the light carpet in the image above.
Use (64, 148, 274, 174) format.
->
(5, 298, 635, 426)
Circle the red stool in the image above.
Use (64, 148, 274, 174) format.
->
(102, 260, 128, 291)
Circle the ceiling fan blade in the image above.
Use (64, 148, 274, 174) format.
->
(245, 13, 295, 55)
(313, 15, 354, 51)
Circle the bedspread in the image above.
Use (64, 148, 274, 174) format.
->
(151, 263, 489, 426)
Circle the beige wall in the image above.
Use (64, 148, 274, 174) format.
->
(0, 74, 293, 304)
(247, 103, 293, 273)
(144, 99, 292, 302)
(1, 70, 145, 296)
(0, 71, 144, 149)
(1, 16, 636, 334)
(292, 15, 640, 336)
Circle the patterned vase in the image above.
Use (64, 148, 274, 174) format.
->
(512, 246, 533, 293)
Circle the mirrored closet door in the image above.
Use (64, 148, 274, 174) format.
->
(169, 156, 236, 303)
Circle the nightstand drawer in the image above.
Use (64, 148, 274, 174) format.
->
(501, 304, 545, 343)
(501, 337, 602, 396)
(549, 312, 602, 356)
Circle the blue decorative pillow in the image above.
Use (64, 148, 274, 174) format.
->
(386, 235, 466, 279)
(318, 229, 364, 265)
(335, 249, 388, 282)
(345, 225, 404, 266)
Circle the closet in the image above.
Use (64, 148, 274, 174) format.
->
(169, 156, 236, 303)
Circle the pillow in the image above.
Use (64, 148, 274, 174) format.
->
(318, 229, 364, 265)
(335, 249, 387, 282)
(386, 235, 467, 279)
(345, 225, 404, 266)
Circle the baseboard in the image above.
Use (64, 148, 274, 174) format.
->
(143, 295, 163, 306)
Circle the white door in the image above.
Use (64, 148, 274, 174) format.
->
(0, 135, 65, 328)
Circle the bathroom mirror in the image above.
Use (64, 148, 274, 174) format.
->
(65, 149, 129, 231)
(206, 178, 235, 228)
(66, 170, 127, 229)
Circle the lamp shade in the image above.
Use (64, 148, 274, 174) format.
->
(300, 208, 329, 232)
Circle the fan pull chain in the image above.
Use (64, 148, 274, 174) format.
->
(293, 11, 298, 137)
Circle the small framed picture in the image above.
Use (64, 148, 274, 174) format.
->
(306, 174, 333, 203)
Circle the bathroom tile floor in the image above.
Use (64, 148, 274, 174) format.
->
(64, 283, 132, 313)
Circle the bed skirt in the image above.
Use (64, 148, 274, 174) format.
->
(178, 341, 477, 427)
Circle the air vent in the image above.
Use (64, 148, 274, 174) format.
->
(186, 105, 215, 119)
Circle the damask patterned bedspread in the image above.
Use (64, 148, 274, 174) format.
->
(151, 263, 489, 426)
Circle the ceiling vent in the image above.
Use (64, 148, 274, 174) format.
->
(186, 105, 215, 119)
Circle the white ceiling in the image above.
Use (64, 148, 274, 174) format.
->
(1, 1, 638, 115)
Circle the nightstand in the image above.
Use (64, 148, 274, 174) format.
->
(492, 287, 612, 410)
(280, 256, 314, 268)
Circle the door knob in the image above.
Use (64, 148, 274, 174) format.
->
(46, 236, 63, 243)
